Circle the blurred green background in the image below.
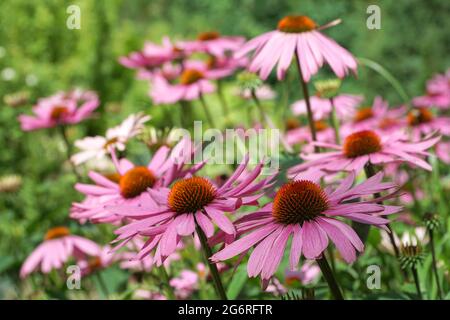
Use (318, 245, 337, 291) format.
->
(0, 0, 449, 298)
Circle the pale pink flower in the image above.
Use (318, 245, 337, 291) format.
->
(149, 69, 215, 104)
(237, 16, 357, 81)
(289, 130, 440, 176)
(285, 260, 321, 286)
(426, 69, 450, 96)
(264, 278, 287, 296)
(406, 107, 450, 140)
(20, 227, 101, 278)
(413, 93, 450, 110)
(170, 270, 199, 299)
(71, 112, 151, 165)
(78, 245, 116, 276)
(119, 37, 184, 70)
(291, 94, 363, 120)
(238, 85, 276, 100)
(18, 90, 99, 131)
(211, 172, 401, 287)
(436, 141, 450, 164)
(179, 31, 245, 57)
(340, 96, 405, 135)
(134, 289, 167, 300)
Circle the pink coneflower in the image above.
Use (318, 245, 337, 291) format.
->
(285, 260, 321, 286)
(78, 245, 116, 276)
(71, 112, 151, 165)
(289, 130, 440, 176)
(18, 90, 99, 131)
(238, 85, 276, 101)
(20, 227, 101, 278)
(180, 31, 245, 57)
(134, 289, 167, 300)
(413, 93, 450, 110)
(149, 68, 215, 104)
(72, 139, 199, 223)
(109, 156, 274, 266)
(211, 172, 401, 288)
(436, 141, 450, 164)
(291, 94, 363, 120)
(237, 16, 357, 81)
(426, 69, 450, 96)
(406, 107, 450, 140)
(205, 55, 248, 80)
(119, 37, 184, 70)
(170, 269, 199, 299)
(340, 96, 405, 135)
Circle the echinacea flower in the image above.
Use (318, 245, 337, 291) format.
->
(425, 69, 450, 97)
(406, 107, 450, 140)
(109, 156, 274, 266)
(119, 37, 184, 70)
(340, 96, 405, 134)
(18, 90, 99, 131)
(289, 130, 440, 176)
(20, 227, 101, 278)
(238, 85, 276, 101)
(170, 269, 199, 299)
(78, 245, 116, 276)
(211, 172, 401, 287)
(291, 94, 363, 120)
(71, 112, 151, 165)
(285, 260, 321, 286)
(179, 31, 245, 57)
(149, 68, 215, 104)
(413, 92, 450, 110)
(237, 15, 357, 81)
(72, 138, 199, 224)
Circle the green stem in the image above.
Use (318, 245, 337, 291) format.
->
(329, 98, 341, 145)
(429, 229, 443, 299)
(251, 89, 266, 125)
(158, 266, 176, 300)
(199, 94, 216, 128)
(59, 126, 81, 180)
(411, 266, 423, 300)
(217, 80, 229, 116)
(316, 255, 344, 300)
(95, 272, 109, 298)
(294, 52, 317, 144)
(195, 222, 228, 300)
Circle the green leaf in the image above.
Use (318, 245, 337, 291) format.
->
(226, 264, 248, 299)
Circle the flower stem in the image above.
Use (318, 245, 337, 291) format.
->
(411, 266, 423, 300)
(158, 265, 176, 300)
(58, 126, 81, 180)
(251, 89, 267, 125)
(195, 223, 228, 300)
(429, 229, 443, 299)
(316, 255, 344, 300)
(294, 52, 318, 147)
(199, 94, 216, 128)
(217, 80, 229, 116)
(329, 98, 341, 145)
(95, 272, 109, 298)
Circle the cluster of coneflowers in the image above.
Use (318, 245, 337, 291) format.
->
(16, 13, 450, 300)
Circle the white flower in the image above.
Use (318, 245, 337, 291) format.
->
(71, 112, 151, 165)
